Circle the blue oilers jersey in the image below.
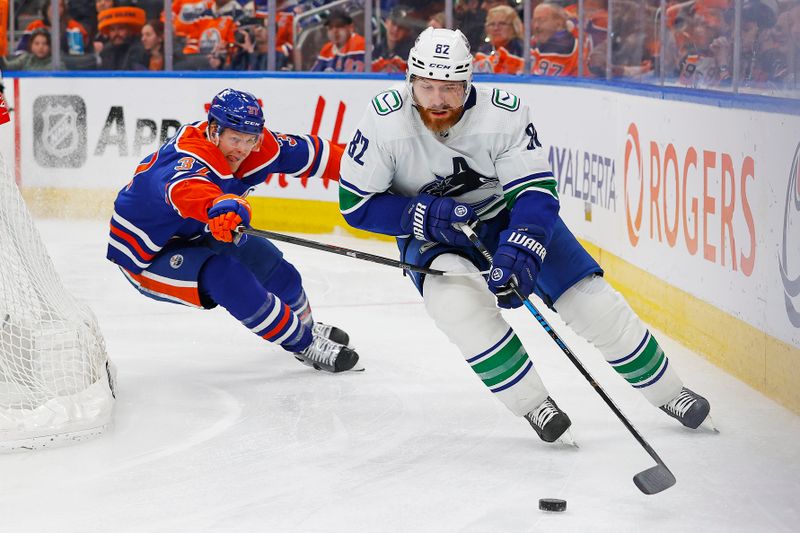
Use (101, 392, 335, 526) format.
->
(107, 120, 342, 274)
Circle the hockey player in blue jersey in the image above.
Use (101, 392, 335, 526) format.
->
(339, 28, 712, 442)
(107, 88, 359, 373)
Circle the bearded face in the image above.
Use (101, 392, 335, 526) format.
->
(411, 77, 466, 134)
(416, 106, 464, 134)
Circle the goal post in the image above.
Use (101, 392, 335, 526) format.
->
(0, 152, 115, 451)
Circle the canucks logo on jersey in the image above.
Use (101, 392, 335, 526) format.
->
(420, 157, 497, 197)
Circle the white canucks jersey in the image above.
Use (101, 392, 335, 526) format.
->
(339, 84, 558, 225)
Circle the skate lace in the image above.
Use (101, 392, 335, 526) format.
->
(663, 389, 696, 417)
(312, 322, 333, 339)
(528, 399, 559, 429)
(302, 335, 341, 365)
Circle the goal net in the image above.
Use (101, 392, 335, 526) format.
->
(0, 152, 115, 451)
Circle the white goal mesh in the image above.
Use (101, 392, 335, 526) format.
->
(0, 152, 115, 451)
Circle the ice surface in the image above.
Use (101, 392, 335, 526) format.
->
(1, 219, 798, 533)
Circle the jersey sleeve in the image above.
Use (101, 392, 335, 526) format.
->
(493, 99, 560, 244)
(279, 133, 342, 183)
(240, 132, 342, 185)
(164, 159, 223, 222)
(338, 102, 409, 236)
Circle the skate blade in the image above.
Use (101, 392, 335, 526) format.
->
(699, 415, 719, 433)
(347, 362, 366, 372)
(556, 428, 579, 448)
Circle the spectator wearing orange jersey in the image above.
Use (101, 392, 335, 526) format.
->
(172, 0, 210, 50)
(178, 0, 243, 57)
(530, 2, 585, 77)
(474, 5, 525, 74)
(17, 0, 90, 56)
(311, 10, 365, 72)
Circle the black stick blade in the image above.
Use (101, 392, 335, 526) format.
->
(633, 464, 677, 495)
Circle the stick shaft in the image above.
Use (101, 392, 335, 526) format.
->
(239, 226, 479, 277)
(458, 224, 674, 490)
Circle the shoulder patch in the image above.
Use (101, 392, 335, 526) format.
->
(372, 89, 403, 116)
(491, 89, 520, 112)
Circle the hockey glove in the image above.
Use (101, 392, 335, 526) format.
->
(488, 226, 547, 309)
(400, 194, 476, 247)
(208, 194, 251, 244)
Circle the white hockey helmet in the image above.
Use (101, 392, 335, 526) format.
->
(406, 27, 473, 104)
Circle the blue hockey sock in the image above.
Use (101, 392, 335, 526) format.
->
(260, 259, 313, 326)
(199, 255, 312, 352)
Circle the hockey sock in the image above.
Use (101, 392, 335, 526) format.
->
(423, 254, 549, 416)
(554, 275, 683, 407)
(260, 259, 313, 327)
(199, 255, 312, 352)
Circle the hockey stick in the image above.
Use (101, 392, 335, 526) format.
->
(236, 226, 485, 277)
(457, 223, 676, 495)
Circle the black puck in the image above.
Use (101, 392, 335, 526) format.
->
(538, 498, 567, 512)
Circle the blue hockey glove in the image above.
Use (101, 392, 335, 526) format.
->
(488, 226, 547, 309)
(208, 194, 251, 245)
(400, 194, 476, 247)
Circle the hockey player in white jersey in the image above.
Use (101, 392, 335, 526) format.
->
(339, 27, 712, 443)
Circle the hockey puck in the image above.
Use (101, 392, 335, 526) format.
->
(538, 498, 567, 512)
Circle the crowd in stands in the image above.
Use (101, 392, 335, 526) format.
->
(1, 0, 798, 94)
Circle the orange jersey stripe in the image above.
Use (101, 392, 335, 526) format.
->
(262, 304, 291, 340)
(110, 223, 157, 261)
(127, 270, 202, 307)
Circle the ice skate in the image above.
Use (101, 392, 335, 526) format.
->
(525, 396, 574, 445)
(312, 322, 350, 346)
(660, 387, 713, 430)
(294, 334, 360, 373)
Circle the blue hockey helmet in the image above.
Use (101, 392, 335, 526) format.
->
(207, 88, 264, 135)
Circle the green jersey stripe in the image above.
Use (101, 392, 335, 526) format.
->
(470, 335, 531, 388)
(612, 336, 667, 384)
(339, 187, 369, 214)
(503, 179, 559, 210)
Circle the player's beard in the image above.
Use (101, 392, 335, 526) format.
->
(416, 105, 464, 134)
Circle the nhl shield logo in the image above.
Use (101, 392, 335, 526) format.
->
(41, 103, 78, 158)
(33, 95, 87, 168)
(169, 254, 184, 269)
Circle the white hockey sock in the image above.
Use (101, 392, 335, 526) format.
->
(423, 254, 548, 416)
(553, 275, 683, 407)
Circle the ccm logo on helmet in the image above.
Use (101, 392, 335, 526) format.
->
(429, 63, 452, 69)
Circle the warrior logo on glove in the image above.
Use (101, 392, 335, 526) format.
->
(490, 268, 504, 282)
(401, 193, 477, 247)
